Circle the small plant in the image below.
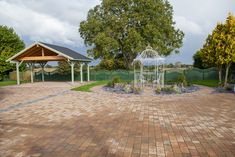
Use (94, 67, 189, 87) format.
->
(161, 86, 175, 93)
(112, 76, 121, 84)
(106, 76, 121, 87)
(132, 86, 142, 94)
(172, 84, 181, 94)
(225, 84, 233, 91)
(123, 84, 132, 93)
(155, 85, 161, 94)
(176, 73, 188, 87)
(228, 80, 235, 84)
(106, 81, 113, 87)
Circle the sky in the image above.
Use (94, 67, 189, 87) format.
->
(0, 0, 235, 64)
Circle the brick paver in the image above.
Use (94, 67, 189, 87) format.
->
(0, 82, 234, 157)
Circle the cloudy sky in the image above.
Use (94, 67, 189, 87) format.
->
(0, 0, 235, 64)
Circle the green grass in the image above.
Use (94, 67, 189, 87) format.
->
(0, 80, 29, 87)
(72, 81, 108, 92)
(0, 80, 17, 87)
(191, 80, 219, 87)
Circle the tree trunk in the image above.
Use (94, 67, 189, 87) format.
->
(224, 63, 231, 87)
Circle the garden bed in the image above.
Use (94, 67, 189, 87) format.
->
(103, 82, 199, 95)
(103, 83, 142, 94)
(103, 75, 200, 95)
(154, 84, 199, 95)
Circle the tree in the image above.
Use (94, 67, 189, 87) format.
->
(193, 50, 211, 69)
(0, 25, 25, 80)
(57, 61, 80, 74)
(58, 61, 71, 74)
(98, 59, 115, 70)
(98, 53, 126, 70)
(201, 13, 235, 86)
(222, 13, 235, 86)
(167, 63, 174, 68)
(175, 61, 182, 68)
(79, 0, 184, 69)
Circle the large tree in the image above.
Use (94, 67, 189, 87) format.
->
(200, 13, 235, 86)
(0, 25, 25, 80)
(79, 0, 184, 69)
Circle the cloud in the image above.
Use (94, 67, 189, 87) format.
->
(168, 0, 235, 63)
(0, 0, 100, 47)
(174, 16, 203, 35)
(1, 0, 235, 64)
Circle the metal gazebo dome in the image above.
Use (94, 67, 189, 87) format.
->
(134, 45, 165, 65)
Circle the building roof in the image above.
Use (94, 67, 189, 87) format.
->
(39, 42, 92, 61)
(7, 42, 93, 62)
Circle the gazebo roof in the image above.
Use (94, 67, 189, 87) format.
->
(7, 42, 93, 62)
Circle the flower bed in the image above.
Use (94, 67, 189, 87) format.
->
(155, 84, 199, 95)
(104, 83, 142, 94)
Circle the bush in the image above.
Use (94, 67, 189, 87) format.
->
(106, 81, 113, 87)
(132, 86, 142, 94)
(123, 84, 132, 93)
(225, 84, 233, 91)
(155, 85, 161, 94)
(106, 76, 121, 87)
(161, 86, 175, 93)
(172, 84, 182, 94)
(176, 73, 188, 87)
(228, 80, 235, 84)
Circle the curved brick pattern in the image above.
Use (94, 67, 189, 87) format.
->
(0, 82, 234, 157)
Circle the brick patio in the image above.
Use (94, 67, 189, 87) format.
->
(0, 82, 235, 157)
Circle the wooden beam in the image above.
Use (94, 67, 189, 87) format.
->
(20, 56, 66, 61)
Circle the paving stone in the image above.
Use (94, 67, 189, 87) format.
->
(0, 83, 234, 157)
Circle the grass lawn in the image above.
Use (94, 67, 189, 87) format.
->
(0, 80, 29, 87)
(0, 80, 18, 87)
(72, 81, 108, 92)
(191, 80, 219, 87)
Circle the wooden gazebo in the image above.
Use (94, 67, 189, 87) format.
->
(7, 42, 93, 85)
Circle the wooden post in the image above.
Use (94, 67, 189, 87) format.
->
(28, 63, 34, 83)
(80, 63, 84, 83)
(134, 63, 136, 85)
(31, 64, 33, 83)
(70, 61, 75, 84)
(39, 62, 47, 82)
(87, 64, 90, 82)
(68, 60, 76, 84)
(42, 66, 45, 82)
(162, 64, 165, 87)
(16, 62, 20, 85)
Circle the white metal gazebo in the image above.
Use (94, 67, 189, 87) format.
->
(133, 45, 165, 88)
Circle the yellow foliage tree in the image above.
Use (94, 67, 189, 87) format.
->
(201, 13, 235, 87)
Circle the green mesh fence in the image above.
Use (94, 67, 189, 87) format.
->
(35, 68, 218, 82)
(165, 67, 218, 82)
(90, 70, 134, 81)
(185, 67, 218, 81)
(165, 70, 182, 82)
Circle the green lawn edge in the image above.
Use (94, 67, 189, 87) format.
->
(191, 80, 219, 87)
(71, 81, 108, 92)
(0, 80, 29, 87)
